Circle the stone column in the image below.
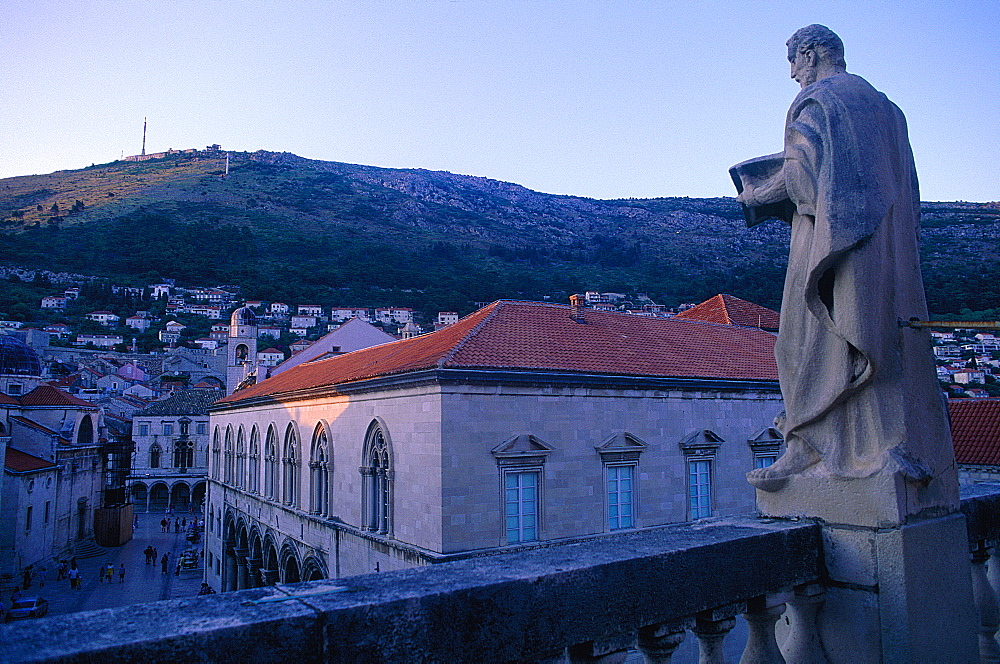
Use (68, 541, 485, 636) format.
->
(247, 557, 263, 588)
(223, 544, 238, 593)
(235, 548, 249, 590)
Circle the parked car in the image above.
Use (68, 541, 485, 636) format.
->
(5, 597, 48, 621)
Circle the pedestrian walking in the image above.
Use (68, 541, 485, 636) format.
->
(119, 563, 126, 584)
(22, 565, 33, 589)
(174, 520, 180, 533)
(160, 518, 168, 533)
(181, 517, 187, 529)
(175, 560, 181, 576)
(153, 547, 158, 563)
(105, 563, 115, 583)
(57, 560, 67, 581)
(161, 553, 169, 574)
(69, 567, 80, 589)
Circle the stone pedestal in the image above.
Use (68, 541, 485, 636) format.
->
(758, 467, 978, 662)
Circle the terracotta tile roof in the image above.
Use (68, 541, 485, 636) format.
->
(4, 447, 57, 473)
(137, 389, 220, 416)
(0, 392, 20, 405)
(675, 294, 780, 330)
(220, 300, 778, 404)
(19, 385, 95, 408)
(950, 398, 1000, 465)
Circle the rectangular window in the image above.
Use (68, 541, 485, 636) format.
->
(688, 459, 712, 519)
(25, 506, 32, 532)
(197, 423, 207, 435)
(607, 465, 634, 530)
(505, 471, 538, 544)
(44, 501, 50, 524)
(755, 455, 777, 469)
(163, 423, 173, 436)
(8, 383, 22, 395)
(138, 423, 149, 437)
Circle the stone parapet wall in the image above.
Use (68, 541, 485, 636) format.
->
(0, 516, 820, 662)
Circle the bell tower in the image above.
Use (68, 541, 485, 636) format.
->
(226, 307, 258, 395)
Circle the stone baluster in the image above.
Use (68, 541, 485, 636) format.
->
(567, 632, 637, 663)
(989, 547, 1000, 613)
(692, 604, 741, 664)
(779, 583, 829, 663)
(740, 593, 789, 664)
(972, 542, 1000, 663)
(636, 618, 693, 664)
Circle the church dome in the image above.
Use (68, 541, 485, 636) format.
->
(0, 334, 42, 377)
(230, 307, 257, 328)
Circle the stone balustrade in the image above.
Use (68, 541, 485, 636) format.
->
(3, 483, 1000, 662)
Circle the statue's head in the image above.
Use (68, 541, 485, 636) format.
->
(787, 25, 846, 87)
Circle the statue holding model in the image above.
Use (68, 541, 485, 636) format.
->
(732, 25, 953, 491)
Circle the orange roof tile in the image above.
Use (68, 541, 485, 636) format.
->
(675, 294, 780, 330)
(220, 300, 778, 404)
(4, 447, 57, 473)
(19, 385, 95, 408)
(950, 398, 1000, 465)
(0, 392, 20, 405)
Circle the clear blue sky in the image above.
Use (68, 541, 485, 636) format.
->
(2, 0, 996, 201)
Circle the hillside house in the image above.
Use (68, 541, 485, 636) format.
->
(125, 315, 151, 332)
(41, 296, 68, 310)
(257, 348, 285, 367)
(43, 324, 71, 339)
(435, 312, 459, 327)
(87, 311, 120, 327)
(290, 315, 318, 330)
(297, 305, 324, 318)
(75, 335, 123, 349)
(374, 307, 413, 325)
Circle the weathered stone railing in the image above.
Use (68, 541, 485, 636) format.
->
(1, 517, 820, 662)
(4, 484, 1000, 662)
(962, 482, 1000, 663)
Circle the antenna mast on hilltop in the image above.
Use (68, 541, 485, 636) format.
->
(141, 117, 147, 156)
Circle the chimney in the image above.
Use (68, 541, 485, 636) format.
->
(569, 294, 586, 323)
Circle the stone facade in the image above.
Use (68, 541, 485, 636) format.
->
(207, 373, 782, 588)
(130, 389, 218, 514)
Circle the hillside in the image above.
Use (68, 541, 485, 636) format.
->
(0, 150, 997, 316)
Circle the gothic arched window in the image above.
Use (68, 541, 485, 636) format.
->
(223, 427, 234, 485)
(235, 427, 246, 489)
(248, 427, 260, 494)
(310, 425, 331, 516)
(211, 428, 221, 480)
(264, 426, 278, 500)
(149, 443, 161, 469)
(361, 420, 393, 535)
(173, 438, 194, 470)
(282, 424, 300, 507)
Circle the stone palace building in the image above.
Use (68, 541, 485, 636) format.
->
(205, 300, 784, 589)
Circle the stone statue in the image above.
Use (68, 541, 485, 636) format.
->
(731, 25, 952, 491)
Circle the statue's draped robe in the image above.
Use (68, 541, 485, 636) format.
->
(775, 73, 948, 478)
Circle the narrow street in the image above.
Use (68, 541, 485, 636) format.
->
(21, 511, 206, 618)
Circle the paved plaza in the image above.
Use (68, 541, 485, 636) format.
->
(11, 511, 207, 618)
